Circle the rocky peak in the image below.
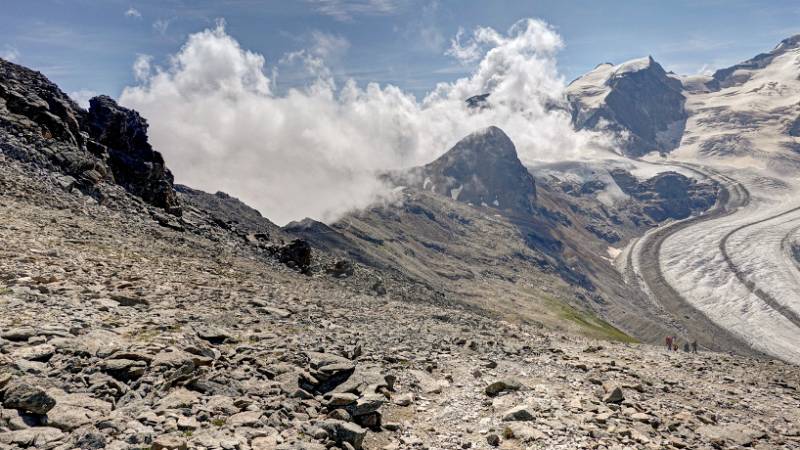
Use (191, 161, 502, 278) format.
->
(86, 96, 180, 214)
(0, 58, 180, 215)
(566, 56, 686, 157)
(414, 126, 537, 214)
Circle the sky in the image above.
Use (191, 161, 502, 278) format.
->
(2, 0, 799, 225)
(2, 0, 799, 100)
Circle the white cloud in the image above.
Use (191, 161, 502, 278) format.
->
(309, 0, 401, 22)
(68, 89, 98, 109)
(120, 19, 614, 225)
(1, 45, 20, 62)
(125, 7, 142, 18)
(133, 54, 153, 82)
(402, 1, 445, 53)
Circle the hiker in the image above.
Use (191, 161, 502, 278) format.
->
(691, 340, 698, 353)
(666, 335, 673, 351)
(673, 340, 678, 352)
(683, 342, 690, 352)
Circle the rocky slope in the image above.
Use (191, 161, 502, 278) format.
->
(1, 155, 799, 450)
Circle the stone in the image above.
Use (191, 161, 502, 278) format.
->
(11, 343, 55, 361)
(502, 405, 535, 422)
(151, 435, 188, 450)
(2, 380, 56, 414)
(0, 427, 64, 447)
(485, 378, 523, 397)
(102, 358, 147, 381)
(227, 410, 262, 427)
(327, 392, 358, 407)
(486, 433, 500, 446)
(602, 383, 624, 404)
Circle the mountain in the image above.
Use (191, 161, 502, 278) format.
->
(290, 125, 730, 350)
(2, 32, 800, 450)
(565, 56, 687, 157)
(407, 126, 537, 214)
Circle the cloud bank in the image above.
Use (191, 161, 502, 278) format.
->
(120, 18, 613, 225)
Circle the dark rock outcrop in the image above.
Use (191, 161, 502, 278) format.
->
(0, 58, 180, 214)
(465, 93, 490, 109)
(276, 239, 312, 273)
(610, 169, 717, 222)
(566, 57, 687, 157)
(85, 96, 180, 214)
(411, 126, 537, 214)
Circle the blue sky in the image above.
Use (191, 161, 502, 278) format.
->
(2, 0, 799, 100)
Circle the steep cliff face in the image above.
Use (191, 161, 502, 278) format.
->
(566, 57, 687, 157)
(0, 58, 180, 214)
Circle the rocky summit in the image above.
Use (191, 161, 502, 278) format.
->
(408, 126, 537, 214)
(1, 21, 800, 450)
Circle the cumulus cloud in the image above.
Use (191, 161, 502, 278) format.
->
(120, 18, 614, 225)
(125, 7, 142, 18)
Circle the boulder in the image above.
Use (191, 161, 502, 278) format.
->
(485, 378, 523, 397)
(502, 405, 535, 422)
(2, 380, 56, 415)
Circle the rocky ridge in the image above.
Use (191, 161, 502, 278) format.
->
(0, 58, 179, 214)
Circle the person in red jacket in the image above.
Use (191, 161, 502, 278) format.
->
(666, 335, 673, 351)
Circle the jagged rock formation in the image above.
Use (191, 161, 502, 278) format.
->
(0, 58, 180, 214)
(465, 93, 490, 109)
(410, 126, 537, 214)
(85, 95, 179, 214)
(566, 57, 687, 157)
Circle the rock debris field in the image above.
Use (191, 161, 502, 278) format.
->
(0, 158, 799, 450)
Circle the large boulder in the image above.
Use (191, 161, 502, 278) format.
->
(2, 380, 56, 415)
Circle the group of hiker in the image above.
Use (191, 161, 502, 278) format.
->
(665, 335, 698, 353)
